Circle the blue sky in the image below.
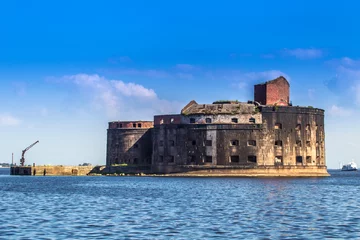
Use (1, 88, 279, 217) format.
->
(0, 0, 358, 168)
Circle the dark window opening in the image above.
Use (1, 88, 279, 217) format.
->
(190, 118, 196, 123)
(134, 143, 139, 148)
(249, 117, 256, 123)
(159, 156, 163, 162)
(138, 123, 142, 128)
(133, 123, 136, 128)
(192, 140, 196, 145)
(275, 156, 283, 164)
(231, 118, 238, 123)
(189, 155, 196, 163)
(159, 140, 164, 147)
(119, 124, 122, 128)
(169, 156, 175, 163)
(248, 156, 257, 163)
(275, 123, 282, 129)
(296, 140, 302, 147)
(306, 156, 311, 163)
(306, 141, 310, 147)
(133, 158, 138, 164)
(248, 140, 256, 146)
(205, 140, 212, 146)
(275, 140, 283, 146)
(169, 140, 175, 146)
(206, 118, 212, 123)
(296, 124, 301, 130)
(296, 156, 303, 164)
(231, 140, 239, 146)
(115, 157, 118, 163)
(205, 156, 212, 163)
(231, 156, 240, 163)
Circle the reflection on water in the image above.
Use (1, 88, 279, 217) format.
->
(0, 169, 359, 239)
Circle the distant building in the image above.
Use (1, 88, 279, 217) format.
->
(106, 76, 328, 176)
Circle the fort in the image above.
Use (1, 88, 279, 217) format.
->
(106, 76, 329, 177)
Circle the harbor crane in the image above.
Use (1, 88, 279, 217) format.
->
(20, 140, 39, 166)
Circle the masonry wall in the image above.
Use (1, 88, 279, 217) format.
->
(106, 121, 153, 166)
(266, 79, 290, 105)
(151, 106, 325, 174)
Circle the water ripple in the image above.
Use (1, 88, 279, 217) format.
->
(0, 169, 360, 239)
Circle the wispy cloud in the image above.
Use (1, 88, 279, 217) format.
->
(282, 48, 323, 59)
(328, 105, 353, 117)
(55, 74, 182, 119)
(0, 114, 21, 126)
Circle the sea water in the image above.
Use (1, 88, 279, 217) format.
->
(0, 168, 359, 239)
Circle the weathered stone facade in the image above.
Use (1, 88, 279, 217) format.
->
(106, 121, 153, 166)
(106, 76, 329, 176)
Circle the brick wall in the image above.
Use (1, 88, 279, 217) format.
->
(254, 77, 290, 106)
(154, 115, 182, 125)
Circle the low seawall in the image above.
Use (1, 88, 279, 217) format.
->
(11, 166, 97, 176)
(152, 165, 330, 177)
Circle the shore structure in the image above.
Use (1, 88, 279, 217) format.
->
(106, 76, 329, 177)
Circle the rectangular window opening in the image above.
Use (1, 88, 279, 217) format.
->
(296, 156, 303, 164)
(192, 140, 196, 146)
(306, 141, 310, 147)
(306, 156, 311, 163)
(248, 140, 256, 146)
(205, 156, 213, 163)
(248, 155, 257, 163)
(231, 140, 239, 146)
(169, 156, 175, 163)
(137, 123, 142, 128)
(275, 140, 283, 146)
(275, 123, 282, 129)
(275, 156, 283, 164)
(190, 118, 196, 123)
(295, 124, 301, 131)
(296, 140, 302, 147)
(205, 140, 212, 146)
(189, 155, 196, 163)
(231, 118, 238, 123)
(133, 123, 136, 128)
(169, 140, 175, 146)
(206, 118, 212, 123)
(231, 156, 240, 163)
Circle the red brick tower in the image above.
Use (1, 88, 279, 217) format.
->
(254, 76, 290, 106)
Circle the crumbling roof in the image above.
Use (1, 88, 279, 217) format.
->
(255, 76, 290, 86)
(181, 101, 255, 115)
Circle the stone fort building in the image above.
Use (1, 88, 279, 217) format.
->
(106, 76, 329, 176)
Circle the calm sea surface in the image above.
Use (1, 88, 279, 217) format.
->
(0, 168, 360, 239)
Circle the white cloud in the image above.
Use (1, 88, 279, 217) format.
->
(328, 105, 353, 117)
(57, 74, 182, 119)
(111, 81, 157, 98)
(283, 48, 323, 59)
(0, 114, 21, 126)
